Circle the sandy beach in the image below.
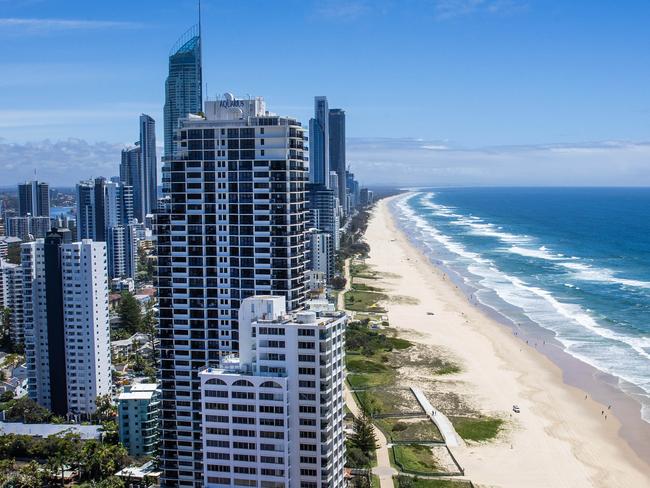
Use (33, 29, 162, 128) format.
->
(362, 195, 650, 488)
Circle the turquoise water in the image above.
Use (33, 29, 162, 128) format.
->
(392, 188, 650, 421)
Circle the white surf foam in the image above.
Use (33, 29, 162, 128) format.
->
(393, 192, 650, 411)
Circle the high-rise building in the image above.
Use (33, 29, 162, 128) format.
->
(6, 216, 51, 240)
(18, 181, 50, 218)
(309, 96, 330, 188)
(328, 109, 346, 213)
(155, 94, 308, 486)
(199, 296, 346, 488)
(76, 179, 136, 279)
(76, 181, 96, 241)
(307, 185, 340, 251)
(0, 259, 25, 347)
(118, 383, 160, 457)
(140, 114, 158, 220)
(163, 26, 202, 160)
(307, 228, 334, 281)
(22, 230, 111, 416)
(120, 145, 143, 218)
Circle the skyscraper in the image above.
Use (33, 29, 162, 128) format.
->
(22, 230, 111, 416)
(328, 109, 346, 213)
(75, 179, 136, 279)
(120, 145, 143, 220)
(140, 114, 158, 219)
(163, 26, 202, 160)
(199, 296, 346, 488)
(18, 181, 50, 217)
(0, 259, 25, 347)
(155, 94, 308, 486)
(309, 96, 330, 188)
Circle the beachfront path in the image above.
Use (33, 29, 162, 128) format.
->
(411, 386, 463, 448)
(344, 384, 397, 488)
(341, 257, 396, 487)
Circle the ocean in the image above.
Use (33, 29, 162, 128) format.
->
(392, 188, 650, 422)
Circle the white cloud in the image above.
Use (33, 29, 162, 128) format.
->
(433, 0, 527, 20)
(0, 17, 143, 33)
(0, 139, 124, 186)
(347, 137, 650, 186)
(315, 1, 371, 21)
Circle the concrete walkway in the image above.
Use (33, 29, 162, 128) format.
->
(342, 258, 396, 487)
(411, 386, 462, 447)
(345, 385, 397, 488)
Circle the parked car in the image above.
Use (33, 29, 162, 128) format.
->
(513, 405, 521, 413)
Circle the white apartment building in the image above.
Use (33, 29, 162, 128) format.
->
(0, 259, 25, 346)
(308, 230, 333, 282)
(199, 296, 346, 488)
(22, 229, 112, 416)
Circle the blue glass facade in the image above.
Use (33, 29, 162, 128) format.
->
(309, 96, 329, 187)
(163, 26, 202, 159)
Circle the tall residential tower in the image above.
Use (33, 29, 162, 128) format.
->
(328, 109, 346, 213)
(22, 230, 111, 416)
(155, 94, 309, 487)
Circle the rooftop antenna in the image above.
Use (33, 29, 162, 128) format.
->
(198, 0, 204, 103)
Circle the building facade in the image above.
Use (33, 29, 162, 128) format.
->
(155, 94, 308, 487)
(76, 179, 136, 279)
(22, 230, 112, 416)
(0, 259, 25, 347)
(328, 110, 346, 214)
(307, 185, 340, 252)
(118, 383, 161, 457)
(199, 296, 346, 488)
(6, 216, 51, 240)
(140, 114, 158, 220)
(308, 96, 330, 188)
(307, 229, 333, 282)
(18, 181, 50, 218)
(163, 26, 202, 160)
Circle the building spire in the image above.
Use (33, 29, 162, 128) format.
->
(198, 0, 203, 106)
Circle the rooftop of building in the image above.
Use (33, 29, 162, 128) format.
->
(0, 422, 102, 439)
(118, 383, 158, 401)
(115, 461, 161, 480)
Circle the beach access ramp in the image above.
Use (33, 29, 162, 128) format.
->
(411, 386, 463, 447)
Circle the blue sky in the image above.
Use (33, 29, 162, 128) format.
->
(1, 0, 649, 186)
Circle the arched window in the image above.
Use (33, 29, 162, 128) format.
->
(260, 381, 282, 389)
(205, 378, 227, 386)
(232, 379, 254, 387)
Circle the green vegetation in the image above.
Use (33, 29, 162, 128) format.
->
(435, 364, 462, 375)
(371, 475, 381, 488)
(1, 397, 59, 423)
(0, 432, 130, 486)
(346, 413, 378, 469)
(375, 418, 443, 443)
(450, 416, 504, 442)
(395, 477, 473, 488)
(346, 319, 412, 356)
(351, 261, 380, 280)
(137, 247, 155, 284)
(338, 208, 373, 264)
(346, 320, 413, 393)
(392, 444, 440, 474)
(344, 288, 388, 312)
(117, 292, 143, 333)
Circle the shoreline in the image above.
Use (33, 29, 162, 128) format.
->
(362, 195, 650, 487)
(389, 193, 650, 461)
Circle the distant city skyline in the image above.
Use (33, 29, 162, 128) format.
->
(1, 0, 649, 186)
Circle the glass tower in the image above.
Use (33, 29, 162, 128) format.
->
(308, 96, 329, 187)
(163, 25, 202, 160)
